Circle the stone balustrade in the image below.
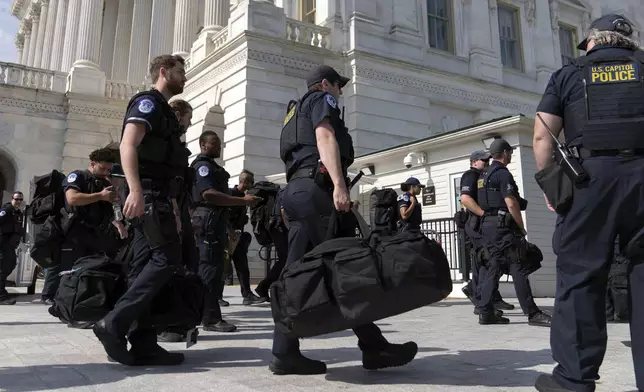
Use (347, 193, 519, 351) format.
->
(104, 80, 143, 100)
(285, 18, 331, 49)
(211, 28, 228, 52)
(0, 62, 66, 92)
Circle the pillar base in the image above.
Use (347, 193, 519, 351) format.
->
(66, 62, 106, 96)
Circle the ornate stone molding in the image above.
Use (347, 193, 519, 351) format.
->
(185, 48, 536, 114)
(66, 104, 125, 119)
(525, 0, 536, 26)
(15, 34, 24, 48)
(581, 12, 591, 36)
(0, 97, 65, 114)
(11, 0, 27, 16)
(549, 0, 559, 34)
(488, 0, 497, 13)
(19, 19, 32, 35)
(29, 1, 41, 21)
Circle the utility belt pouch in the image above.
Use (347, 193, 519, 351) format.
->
(140, 193, 179, 249)
(312, 160, 333, 188)
(534, 162, 574, 215)
(496, 212, 506, 228)
(190, 207, 209, 237)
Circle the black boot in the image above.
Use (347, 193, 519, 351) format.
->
(130, 344, 185, 366)
(478, 312, 510, 325)
(269, 353, 326, 375)
(528, 311, 552, 327)
(93, 320, 134, 365)
(493, 299, 515, 310)
(534, 374, 575, 391)
(362, 342, 418, 370)
(202, 319, 237, 332)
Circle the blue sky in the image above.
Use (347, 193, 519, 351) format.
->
(0, 0, 20, 63)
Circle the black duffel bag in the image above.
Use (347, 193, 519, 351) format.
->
(146, 269, 205, 329)
(52, 253, 127, 324)
(270, 209, 452, 338)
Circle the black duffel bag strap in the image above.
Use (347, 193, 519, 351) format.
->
(325, 205, 371, 241)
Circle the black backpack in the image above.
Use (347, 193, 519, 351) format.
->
(248, 181, 282, 246)
(28, 170, 67, 224)
(369, 188, 399, 236)
(50, 254, 127, 324)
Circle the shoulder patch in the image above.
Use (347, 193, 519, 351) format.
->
(477, 179, 484, 189)
(325, 94, 337, 109)
(0, 210, 5, 217)
(588, 62, 639, 85)
(138, 98, 155, 114)
(397, 194, 410, 202)
(67, 173, 77, 183)
(198, 166, 210, 177)
(283, 105, 295, 126)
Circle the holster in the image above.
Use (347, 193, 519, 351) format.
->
(192, 207, 227, 248)
(534, 162, 574, 215)
(139, 193, 180, 249)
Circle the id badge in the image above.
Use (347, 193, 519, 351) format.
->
(186, 327, 198, 348)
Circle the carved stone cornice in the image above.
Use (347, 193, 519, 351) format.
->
(28, 1, 41, 21)
(526, 0, 536, 26)
(549, 0, 559, 34)
(581, 12, 592, 35)
(0, 96, 65, 114)
(15, 33, 24, 48)
(18, 19, 32, 35)
(11, 0, 27, 17)
(488, 0, 497, 13)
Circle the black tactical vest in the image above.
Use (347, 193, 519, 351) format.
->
(566, 48, 644, 150)
(67, 171, 111, 228)
(461, 168, 481, 203)
(477, 164, 508, 212)
(189, 154, 231, 205)
(280, 91, 355, 181)
(121, 90, 189, 179)
(0, 203, 23, 235)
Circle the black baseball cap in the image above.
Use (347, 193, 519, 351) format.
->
(404, 177, 426, 188)
(306, 65, 350, 88)
(470, 150, 491, 161)
(489, 139, 513, 155)
(577, 14, 634, 51)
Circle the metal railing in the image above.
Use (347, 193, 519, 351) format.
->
(420, 218, 471, 282)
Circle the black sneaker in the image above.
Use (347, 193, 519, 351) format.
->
(68, 321, 94, 329)
(203, 320, 237, 332)
(478, 312, 510, 325)
(243, 294, 266, 305)
(32, 298, 54, 305)
(534, 374, 575, 391)
(528, 311, 552, 327)
(269, 353, 327, 375)
(362, 342, 418, 370)
(218, 299, 230, 307)
(493, 300, 515, 310)
(473, 308, 503, 317)
(130, 344, 185, 366)
(157, 331, 185, 342)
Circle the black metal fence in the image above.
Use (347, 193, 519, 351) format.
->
(420, 218, 471, 282)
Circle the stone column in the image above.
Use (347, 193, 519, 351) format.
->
(111, 0, 134, 81)
(49, 0, 68, 70)
(15, 34, 25, 64)
(34, 0, 50, 69)
(173, 0, 198, 57)
(127, 0, 153, 85)
(67, 0, 107, 95)
(99, 0, 119, 79)
(60, 0, 81, 72)
(27, 4, 41, 67)
(467, 0, 502, 83)
(40, 0, 58, 69)
(203, 0, 230, 33)
(149, 0, 175, 59)
(19, 20, 32, 65)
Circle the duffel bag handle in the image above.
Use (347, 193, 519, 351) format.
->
(325, 206, 372, 241)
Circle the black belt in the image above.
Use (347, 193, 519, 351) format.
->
(575, 147, 644, 159)
(141, 177, 183, 197)
(289, 167, 314, 181)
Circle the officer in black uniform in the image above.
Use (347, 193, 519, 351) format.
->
(191, 131, 261, 332)
(477, 139, 551, 328)
(224, 169, 263, 305)
(0, 191, 25, 306)
(532, 15, 644, 392)
(272, 64, 418, 375)
(40, 149, 124, 305)
(93, 54, 190, 366)
(459, 150, 511, 314)
(397, 177, 423, 231)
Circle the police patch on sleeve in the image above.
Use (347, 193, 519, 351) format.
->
(325, 94, 337, 109)
(138, 99, 155, 114)
(397, 194, 410, 202)
(0, 210, 5, 217)
(461, 185, 470, 192)
(67, 173, 77, 183)
(198, 166, 210, 177)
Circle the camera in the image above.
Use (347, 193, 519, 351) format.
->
(403, 154, 413, 169)
(403, 152, 426, 169)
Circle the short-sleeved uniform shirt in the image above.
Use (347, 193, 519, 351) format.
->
(397, 192, 422, 230)
(0, 204, 23, 237)
(63, 170, 111, 227)
(460, 168, 482, 203)
(478, 161, 520, 212)
(124, 91, 165, 134)
(192, 155, 230, 200)
(229, 186, 248, 230)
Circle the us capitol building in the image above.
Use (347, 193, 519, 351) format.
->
(3, 0, 643, 285)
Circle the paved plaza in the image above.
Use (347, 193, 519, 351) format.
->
(0, 287, 637, 392)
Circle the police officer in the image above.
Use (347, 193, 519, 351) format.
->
(273, 64, 417, 375)
(459, 151, 511, 315)
(476, 138, 551, 328)
(0, 192, 25, 306)
(191, 131, 261, 332)
(93, 54, 190, 366)
(532, 14, 644, 391)
(397, 177, 423, 232)
(40, 149, 125, 305)
(224, 169, 263, 305)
